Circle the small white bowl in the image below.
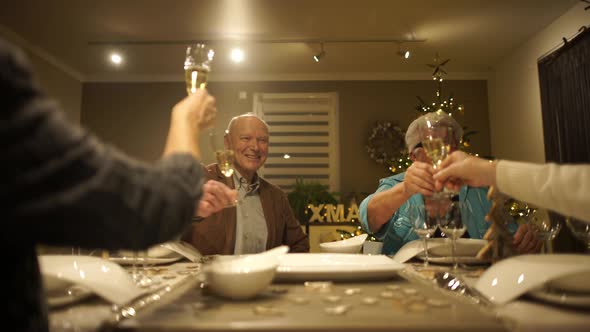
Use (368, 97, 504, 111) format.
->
(204, 246, 288, 300)
(319, 234, 368, 254)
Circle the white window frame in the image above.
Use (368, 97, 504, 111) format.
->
(253, 92, 340, 192)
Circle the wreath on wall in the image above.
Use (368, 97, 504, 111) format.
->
(366, 121, 412, 173)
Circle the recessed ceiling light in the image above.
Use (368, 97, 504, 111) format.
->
(230, 48, 244, 63)
(110, 53, 123, 65)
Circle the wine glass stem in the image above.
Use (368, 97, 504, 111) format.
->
(451, 238, 458, 270)
(422, 236, 429, 267)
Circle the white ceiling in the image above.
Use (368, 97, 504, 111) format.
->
(0, 0, 580, 82)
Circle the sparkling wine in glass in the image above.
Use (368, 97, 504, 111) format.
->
(184, 43, 214, 94)
(418, 110, 456, 169)
(215, 149, 235, 178)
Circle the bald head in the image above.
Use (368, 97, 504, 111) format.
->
(226, 113, 269, 136)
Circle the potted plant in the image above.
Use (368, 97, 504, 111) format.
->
(287, 178, 339, 225)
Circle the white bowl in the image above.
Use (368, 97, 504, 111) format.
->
(204, 246, 289, 300)
(319, 234, 368, 254)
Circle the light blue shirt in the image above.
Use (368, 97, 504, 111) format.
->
(359, 172, 518, 255)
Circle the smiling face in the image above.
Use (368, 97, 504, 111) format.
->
(224, 116, 269, 182)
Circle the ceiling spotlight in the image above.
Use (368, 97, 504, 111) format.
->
(230, 48, 244, 63)
(313, 42, 326, 62)
(110, 52, 123, 65)
(396, 43, 411, 60)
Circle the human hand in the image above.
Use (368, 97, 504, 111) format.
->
(173, 88, 217, 131)
(512, 223, 543, 254)
(163, 89, 217, 158)
(403, 161, 435, 197)
(433, 151, 496, 191)
(195, 180, 237, 218)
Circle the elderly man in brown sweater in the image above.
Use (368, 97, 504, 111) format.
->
(183, 113, 309, 254)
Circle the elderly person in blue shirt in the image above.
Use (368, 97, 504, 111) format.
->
(359, 113, 541, 255)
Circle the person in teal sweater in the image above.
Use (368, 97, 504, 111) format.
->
(359, 113, 541, 255)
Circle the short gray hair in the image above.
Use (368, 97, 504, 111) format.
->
(225, 113, 270, 135)
(405, 112, 463, 153)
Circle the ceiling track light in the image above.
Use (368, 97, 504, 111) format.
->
(89, 37, 426, 46)
(313, 42, 326, 62)
(396, 42, 411, 59)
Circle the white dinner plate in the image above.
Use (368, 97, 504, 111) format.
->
(528, 288, 590, 308)
(394, 238, 487, 263)
(275, 253, 404, 281)
(110, 244, 183, 265)
(417, 255, 490, 265)
(109, 254, 182, 265)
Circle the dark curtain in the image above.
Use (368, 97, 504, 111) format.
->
(538, 27, 590, 252)
(538, 27, 590, 163)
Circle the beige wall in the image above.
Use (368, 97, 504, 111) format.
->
(0, 27, 82, 124)
(488, 2, 587, 162)
(82, 79, 490, 196)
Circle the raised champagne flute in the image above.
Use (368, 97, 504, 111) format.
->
(419, 113, 453, 170)
(184, 43, 214, 94)
(184, 43, 216, 149)
(184, 44, 237, 209)
(419, 111, 456, 198)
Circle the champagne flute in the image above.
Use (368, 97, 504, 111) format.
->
(184, 43, 214, 94)
(437, 197, 466, 270)
(525, 208, 562, 253)
(412, 199, 439, 267)
(419, 111, 454, 170)
(566, 217, 590, 252)
(184, 43, 217, 153)
(184, 44, 237, 209)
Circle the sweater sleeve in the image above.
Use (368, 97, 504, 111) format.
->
(496, 160, 590, 222)
(1, 38, 204, 250)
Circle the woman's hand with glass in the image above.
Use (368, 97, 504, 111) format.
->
(433, 150, 497, 192)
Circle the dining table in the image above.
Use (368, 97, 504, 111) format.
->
(47, 254, 590, 332)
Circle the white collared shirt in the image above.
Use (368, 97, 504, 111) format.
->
(232, 170, 267, 254)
